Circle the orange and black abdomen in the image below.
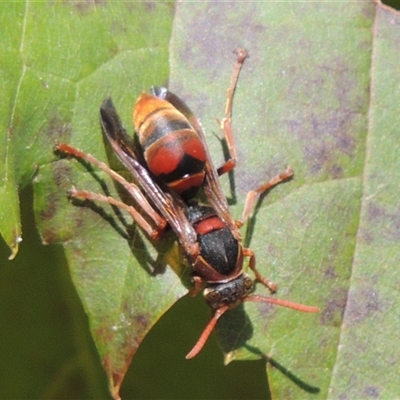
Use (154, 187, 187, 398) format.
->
(133, 92, 207, 199)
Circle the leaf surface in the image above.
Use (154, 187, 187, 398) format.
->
(2, 1, 400, 398)
(168, 1, 400, 398)
(5, 1, 177, 396)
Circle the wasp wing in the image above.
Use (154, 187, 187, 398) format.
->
(100, 98, 198, 254)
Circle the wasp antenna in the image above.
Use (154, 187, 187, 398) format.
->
(185, 305, 230, 360)
(245, 295, 320, 313)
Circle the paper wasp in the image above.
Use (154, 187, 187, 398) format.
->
(56, 49, 319, 359)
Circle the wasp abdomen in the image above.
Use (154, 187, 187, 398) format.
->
(134, 93, 207, 199)
(187, 204, 240, 278)
(197, 227, 239, 276)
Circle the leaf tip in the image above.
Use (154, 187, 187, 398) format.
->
(8, 234, 23, 260)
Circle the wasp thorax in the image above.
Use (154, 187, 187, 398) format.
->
(203, 273, 254, 310)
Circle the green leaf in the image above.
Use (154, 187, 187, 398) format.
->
(1, 1, 176, 397)
(168, 1, 400, 399)
(0, 2, 25, 258)
(2, 1, 400, 398)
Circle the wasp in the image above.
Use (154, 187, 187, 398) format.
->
(56, 49, 319, 359)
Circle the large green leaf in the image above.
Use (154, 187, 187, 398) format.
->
(1, 1, 400, 398)
(168, 1, 400, 399)
(1, 1, 176, 397)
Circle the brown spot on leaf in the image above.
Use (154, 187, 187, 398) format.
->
(291, 110, 358, 178)
(358, 201, 400, 244)
(54, 164, 71, 189)
(320, 287, 347, 326)
(177, 3, 261, 79)
(284, 49, 368, 179)
(323, 265, 338, 279)
(40, 228, 60, 245)
(95, 324, 116, 344)
(64, 0, 105, 15)
(45, 113, 72, 142)
(345, 283, 384, 326)
(363, 386, 380, 399)
(361, 2, 375, 20)
(40, 192, 59, 222)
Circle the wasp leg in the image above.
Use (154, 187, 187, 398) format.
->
(217, 48, 249, 176)
(188, 275, 206, 297)
(68, 188, 166, 240)
(243, 248, 277, 293)
(240, 166, 294, 225)
(56, 143, 167, 239)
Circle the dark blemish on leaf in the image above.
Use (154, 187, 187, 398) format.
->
(102, 354, 111, 374)
(144, 1, 156, 11)
(320, 287, 347, 326)
(40, 79, 50, 89)
(363, 201, 400, 243)
(284, 48, 368, 179)
(73, 208, 86, 231)
(38, 163, 71, 238)
(322, 61, 365, 113)
(360, 2, 375, 20)
(112, 370, 124, 394)
(132, 313, 152, 339)
(40, 192, 59, 222)
(293, 110, 358, 178)
(323, 265, 338, 279)
(96, 325, 116, 344)
(345, 283, 384, 326)
(363, 386, 380, 399)
(123, 299, 152, 339)
(178, 2, 261, 78)
(52, 160, 73, 189)
(367, 202, 385, 220)
(64, 0, 105, 15)
(129, 310, 151, 330)
(7, 124, 14, 138)
(45, 113, 72, 142)
(323, 240, 346, 280)
(102, 354, 126, 393)
(40, 229, 60, 245)
(122, 311, 153, 365)
(329, 164, 344, 178)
